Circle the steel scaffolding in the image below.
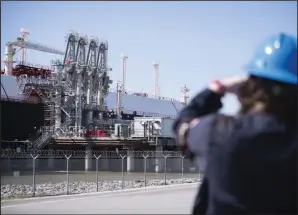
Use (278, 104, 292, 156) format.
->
(14, 31, 112, 149)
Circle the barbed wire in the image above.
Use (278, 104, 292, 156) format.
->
(0, 149, 184, 159)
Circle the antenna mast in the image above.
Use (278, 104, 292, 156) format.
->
(152, 61, 159, 97)
(121, 53, 128, 93)
(116, 81, 123, 118)
(180, 85, 190, 105)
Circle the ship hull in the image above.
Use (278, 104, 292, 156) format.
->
(1, 100, 44, 141)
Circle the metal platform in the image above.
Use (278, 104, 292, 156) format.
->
(52, 136, 150, 146)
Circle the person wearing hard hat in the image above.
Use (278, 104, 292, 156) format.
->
(173, 33, 297, 214)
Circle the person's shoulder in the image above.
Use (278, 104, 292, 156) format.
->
(237, 112, 287, 133)
(187, 112, 288, 150)
(190, 113, 282, 146)
(189, 113, 236, 129)
(212, 113, 237, 131)
(187, 113, 237, 146)
(212, 112, 284, 133)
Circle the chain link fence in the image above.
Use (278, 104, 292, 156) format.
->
(1, 149, 203, 198)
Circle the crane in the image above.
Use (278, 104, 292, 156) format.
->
(4, 28, 65, 76)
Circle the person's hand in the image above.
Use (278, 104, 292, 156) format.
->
(209, 76, 248, 95)
(177, 123, 189, 146)
(176, 122, 196, 160)
(221, 76, 248, 94)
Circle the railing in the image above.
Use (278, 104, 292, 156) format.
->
(108, 108, 177, 119)
(16, 76, 56, 93)
(16, 61, 55, 72)
(109, 88, 180, 103)
(33, 129, 55, 149)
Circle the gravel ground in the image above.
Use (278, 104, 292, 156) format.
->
(1, 178, 199, 198)
(1, 171, 199, 185)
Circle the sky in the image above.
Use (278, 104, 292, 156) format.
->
(1, 1, 297, 114)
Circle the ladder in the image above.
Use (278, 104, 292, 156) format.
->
(33, 90, 56, 149)
(34, 128, 55, 149)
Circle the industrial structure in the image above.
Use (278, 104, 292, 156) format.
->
(1, 29, 191, 172)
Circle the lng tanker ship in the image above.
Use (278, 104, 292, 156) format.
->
(0, 29, 189, 150)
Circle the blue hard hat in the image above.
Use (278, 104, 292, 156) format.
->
(244, 33, 297, 85)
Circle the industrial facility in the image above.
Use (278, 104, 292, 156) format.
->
(1, 29, 191, 172)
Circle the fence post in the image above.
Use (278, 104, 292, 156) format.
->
(30, 154, 39, 197)
(94, 154, 101, 192)
(120, 154, 126, 189)
(162, 154, 170, 185)
(142, 154, 149, 187)
(180, 155, 185, 181)
(65, 154, 72, 195)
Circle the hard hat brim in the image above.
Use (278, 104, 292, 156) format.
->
(244, 65, 297, 85)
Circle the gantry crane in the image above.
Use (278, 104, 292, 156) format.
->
(4, 33, 64, 75)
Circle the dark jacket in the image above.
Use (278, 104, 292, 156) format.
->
(173, 89, 297, 215)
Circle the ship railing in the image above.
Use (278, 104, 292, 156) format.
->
(108, 108, 177, 119)
(17, 75, 57, 90)
(26, 77, 54, 86)
(108, 88, 180, 103)
(16, 61, 55, 71)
